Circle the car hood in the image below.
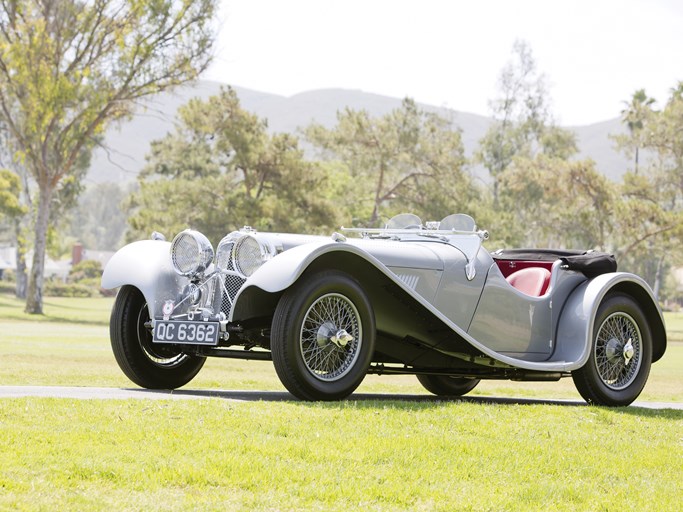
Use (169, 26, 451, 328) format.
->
(259, 233, 450, 271)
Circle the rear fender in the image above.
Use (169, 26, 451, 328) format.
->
(554, 272, 666, 366)
(101, 240, 188, 318)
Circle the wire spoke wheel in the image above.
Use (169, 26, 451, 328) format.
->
(271, 271, 375, 401)
(572, 293, 652, 406)
(594, 312, 642, 390)
(300, 293, 362, 381)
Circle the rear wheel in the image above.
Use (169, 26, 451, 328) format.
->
(110, 285, 206, 389)
(572, 293, 652, 406)
(271, 271, 375, 400)
(417, 375, 480, 396)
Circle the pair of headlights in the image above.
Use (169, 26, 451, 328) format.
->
(170, 229, 270, 278)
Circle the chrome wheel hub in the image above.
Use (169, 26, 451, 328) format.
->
(331, 329, 354, 347)
(316, 322, 354, 348)
(605, 337, 634, 365)
(623, 338, 635, 364)
(316, 321, 337, 347)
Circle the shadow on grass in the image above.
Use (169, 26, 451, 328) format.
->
(45, 316, 108, 326)
(2, 313, 108, 326)
(0, 294, 110, 326)
(133, 388, 683, 417)
(42, 299, 104, 311)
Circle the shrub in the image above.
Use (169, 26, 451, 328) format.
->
(44, 281, 98, 298)
(0, 281, 15, 294)
(68, 259, 103, 283)
(1, 269, 16, 282)
(77, 276, 118, 297)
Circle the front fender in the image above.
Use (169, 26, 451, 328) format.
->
(101, 240, 188, 317)
(554, 272, 666, 367)
(241, 241, 333, 294)
(231, 241, 401, 321)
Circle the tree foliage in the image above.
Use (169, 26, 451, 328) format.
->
(0, 0, 216, 313)
(477, 40, 577, 204)
(615, 89, 656, 174)
(6, 28, 674, 304)
(62, 182, 130, 251)
(611, 84, 683, 298)
(0, 167, 24, 219)
(498, 156, 616, 249)
(128, 87, 338, 241)
(306, 98, 475, 226)
(121, 75, 683, 302)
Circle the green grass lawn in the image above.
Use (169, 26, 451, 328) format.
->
(1, 398, 681, 511)
(663, 311, 683, 341)
(1, 293, 682, 510)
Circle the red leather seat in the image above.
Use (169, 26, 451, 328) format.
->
(506, 267, 551, 297)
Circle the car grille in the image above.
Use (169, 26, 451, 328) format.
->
(206, 238, 248, 319)
(221, 274, 246, 317)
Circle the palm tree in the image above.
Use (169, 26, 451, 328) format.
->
(621, 89, 656, 174)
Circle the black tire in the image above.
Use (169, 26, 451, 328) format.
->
(416, 375, 480, 396)
(271, 271, 375, 401)
(572, 293, 652, 406)
(110, 285, 206, 389)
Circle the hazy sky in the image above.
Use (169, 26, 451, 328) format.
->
(204, 0, 683, 126)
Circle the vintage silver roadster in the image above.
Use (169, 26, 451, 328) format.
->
(101, 213, 667, 406)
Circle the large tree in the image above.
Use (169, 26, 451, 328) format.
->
(127, 87, 337, 241)
(477, 40, 577, 205)
(0, 0, 216, 313)
(613, 83, 683, 297)
(306, 98, 475, 226)
(617, 89, 656, 174)
(498, 155, 615, 249)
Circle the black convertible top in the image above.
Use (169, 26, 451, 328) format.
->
(492, 249, 617, 278)
(559, 252, 618, 278)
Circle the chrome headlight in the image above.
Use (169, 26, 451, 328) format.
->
(234, 235, 265, 277)
(215, 235, 235, 271)
(170, 230, 214, 277)
(215, 231, 272, 277)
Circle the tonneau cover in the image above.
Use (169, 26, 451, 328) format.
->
(492, 249, 617, 277)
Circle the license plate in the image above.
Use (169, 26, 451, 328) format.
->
(153, 320, 220, 346)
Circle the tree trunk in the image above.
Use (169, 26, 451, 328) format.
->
(652, 254, 664, 300)
(25, 181, 52, 314)
(370, 161, 386, 226)
(634, 146, 639, 175)
(14, 219, 27, 299)
(493, 178, 500, 208)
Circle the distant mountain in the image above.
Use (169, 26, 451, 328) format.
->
(87, 80, 631, 185)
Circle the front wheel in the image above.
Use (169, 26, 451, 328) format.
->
(417, 375, 480, 396)
(110, 285, 206, 389)
(271, 271, 376, 400)
(572, 293, 652, 406)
